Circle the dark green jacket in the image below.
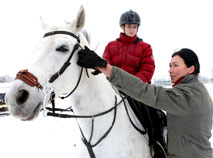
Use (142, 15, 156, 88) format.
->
(108, 66, 213, 158)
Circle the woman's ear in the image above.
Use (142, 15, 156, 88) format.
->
(188, 65, 195, 74)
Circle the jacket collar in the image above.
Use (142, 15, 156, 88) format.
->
(172, 77, 183, 87)
(172, 74, 198, 87)
(117, 33, 137, 43)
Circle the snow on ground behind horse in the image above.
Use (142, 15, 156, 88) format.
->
(0, 83, 213, 158)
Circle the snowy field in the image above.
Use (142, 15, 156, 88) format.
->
(0, 83, 213, 158)
(0, 98, 81, 158)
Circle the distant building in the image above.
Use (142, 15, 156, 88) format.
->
(0, 93, 6, 105)
(0, 83, 11, 105)
(153, 79, 172, 87)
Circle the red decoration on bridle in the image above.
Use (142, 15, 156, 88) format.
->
(15, 69, 43, 89)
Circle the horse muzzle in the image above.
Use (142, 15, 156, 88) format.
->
(5, 76, 44, 120)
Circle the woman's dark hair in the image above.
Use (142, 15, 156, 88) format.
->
(172, 48, 200, 74)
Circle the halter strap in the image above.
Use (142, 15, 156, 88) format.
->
(43, 31, 80, 43)
(43, 30, 81, 83)
(48, 43, 81, 83)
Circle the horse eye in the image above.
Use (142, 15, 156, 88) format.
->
(56, 45, 69, 52)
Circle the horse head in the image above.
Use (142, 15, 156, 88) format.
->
(5, 6, 90, 120)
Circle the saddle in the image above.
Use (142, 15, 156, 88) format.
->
(122, 93, 168, 158)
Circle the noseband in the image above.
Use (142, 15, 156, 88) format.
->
(16, 69, 43, 89)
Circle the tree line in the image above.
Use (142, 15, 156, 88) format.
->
(153, 74, 213, 86)
(0, 75, 14, 83)
(1, 71, 213, 85)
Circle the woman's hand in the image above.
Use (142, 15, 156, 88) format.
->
(77, 46, 107, 68)
(77, 46, 112, 77)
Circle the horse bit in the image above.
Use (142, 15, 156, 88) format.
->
(15, 30, 124, 158)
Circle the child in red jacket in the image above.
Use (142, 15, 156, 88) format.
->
(102, 10, 155, 83)
(102, 10, 167, 158)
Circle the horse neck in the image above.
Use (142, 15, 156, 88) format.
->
(68, 71, 126, 141)
(70, 70, 118, 115)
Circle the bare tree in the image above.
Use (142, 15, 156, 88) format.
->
(0, 75, 14, 83)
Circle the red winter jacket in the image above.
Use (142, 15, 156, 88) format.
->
(103, 33, 155, 83)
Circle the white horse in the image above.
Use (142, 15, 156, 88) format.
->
(5, 6, 151, 158)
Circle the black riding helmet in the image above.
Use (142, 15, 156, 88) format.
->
(119, 10, 141, 26)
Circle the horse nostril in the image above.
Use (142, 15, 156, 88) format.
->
(16, 90, 29, 105)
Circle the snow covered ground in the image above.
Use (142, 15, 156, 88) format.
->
(0, 83, 213, 158)
(0, 99, 81, 158)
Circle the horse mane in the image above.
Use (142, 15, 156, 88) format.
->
(81, 29, 90, 45)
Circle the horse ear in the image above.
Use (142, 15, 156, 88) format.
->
(71, 5, 85, 33)
(40, 16, 49, 30)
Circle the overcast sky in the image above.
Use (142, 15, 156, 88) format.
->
(0, 0, 213, 80)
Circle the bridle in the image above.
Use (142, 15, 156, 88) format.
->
(15, 30, 125, 158)
(16, 31, 82, 113)
(16, 31, 81, 87)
